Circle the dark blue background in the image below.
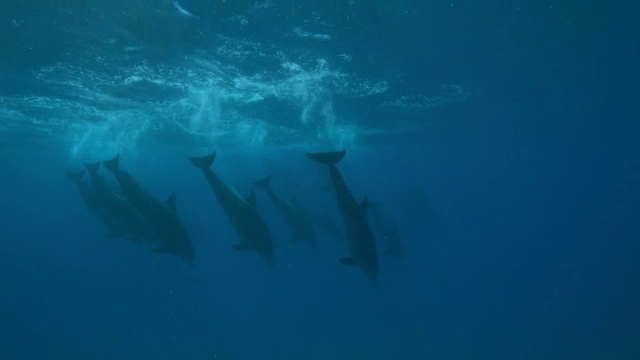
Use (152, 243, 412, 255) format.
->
(1, 1, 638, 359)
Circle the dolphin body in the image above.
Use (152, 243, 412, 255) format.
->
(84, 162, 150, 242)
(102, 155, 194, 265)
(306, 150, 379, 287)
(253, 175, 318, 249)
(189, 152, 274, 267)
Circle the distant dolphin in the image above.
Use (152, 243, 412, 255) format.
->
(306, 150, 379, 287)
(83, 161, 150, 242)
(189, 152, 274, 267)
(253, 175, 318, 249)
(102, 154, 194, 265)
(368, 201, 405, 259)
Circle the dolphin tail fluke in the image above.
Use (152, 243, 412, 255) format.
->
(102, 154, 120, 172)
(252, 175, 272, 189)
(189, 152, 216, 169)
(65, 170, 85, 181)
(83, 161, 101, 173)
(306, 149, 346, 166)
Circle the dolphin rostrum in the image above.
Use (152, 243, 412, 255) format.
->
(306, 149, 379, 287)
(189, 151, 274, 267)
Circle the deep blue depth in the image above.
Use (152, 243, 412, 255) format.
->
(1, 1, 639, 359)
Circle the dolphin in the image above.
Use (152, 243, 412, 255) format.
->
(306, 150, 379, 287)
(189, 152, 274, 267)
(102, 154, 194, 265)
(368, 201, 405, 259)
(253, 175, 318, 249)
(83, 161, 150, 242)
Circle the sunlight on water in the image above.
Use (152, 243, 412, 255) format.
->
(0, 35, 467, 156)
(188, 88, 223, 137)
(68, 111, 148, 161)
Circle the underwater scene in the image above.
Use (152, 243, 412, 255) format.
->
(1, 0, 639, 359)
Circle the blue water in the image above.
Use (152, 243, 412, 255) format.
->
(1, 1, 639, 359)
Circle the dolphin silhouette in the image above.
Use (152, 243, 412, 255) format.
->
(306, 150, 379, 287)
(189, 152, 274, 267)
(253, 175, 318, 249)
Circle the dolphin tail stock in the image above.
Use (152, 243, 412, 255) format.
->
(252, 175, 272, 189)
(102, 154, 120, 172)
(188, 151, 216, 169)
(83, 161, 101, 174)
(305, 149, 346, 166)
(65, 170, 85, 181)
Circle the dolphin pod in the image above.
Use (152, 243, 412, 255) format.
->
(67, 149, 389, 286)
(306, 149, 380, 287)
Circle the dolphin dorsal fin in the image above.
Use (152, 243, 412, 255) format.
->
(166, 192, 177, 213)
(246, 190, 256, 208)
(360, 196, 369, 214)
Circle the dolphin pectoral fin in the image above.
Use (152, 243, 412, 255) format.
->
(339, 257, 357, 266)
(189, 152, 216, 169)
(306, 150, 346, 166)
(232, 242, 252, 251)
(152, 248, 171, 254)
(246, 190, 257, 208)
